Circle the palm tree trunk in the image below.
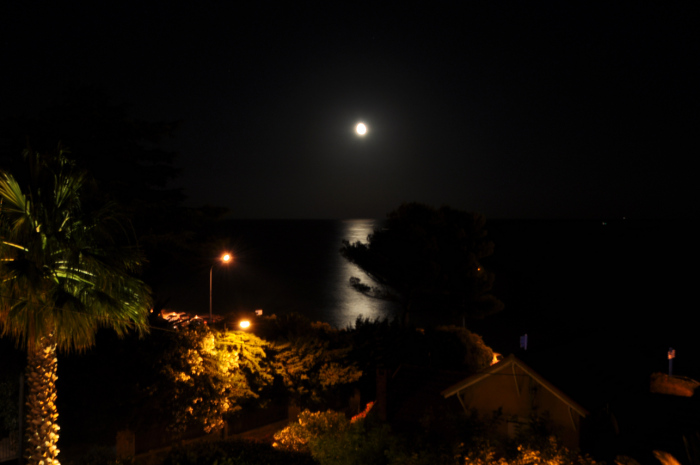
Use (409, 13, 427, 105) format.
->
(24, 334, 60, 465)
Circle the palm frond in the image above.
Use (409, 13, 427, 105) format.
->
(1, 148, 152, 352)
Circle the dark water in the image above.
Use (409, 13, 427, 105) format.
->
(158, 218, 697, 364)
(158, 219, 402, 329)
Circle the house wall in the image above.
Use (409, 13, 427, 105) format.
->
(458, 364, 582, 449)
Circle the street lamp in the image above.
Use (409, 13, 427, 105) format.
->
(210, 253, 232, 322)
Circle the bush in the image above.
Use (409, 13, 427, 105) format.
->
(457, 412, 602, 465)
(273, 410, 349, 454)
(274, 406, 393, 465)
(462, 439, 602, 465)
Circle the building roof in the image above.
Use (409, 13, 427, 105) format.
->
(441, 354, 589, 417)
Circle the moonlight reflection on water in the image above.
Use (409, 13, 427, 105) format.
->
(157, 219, 400, 329)
(334, 219, 394, 328)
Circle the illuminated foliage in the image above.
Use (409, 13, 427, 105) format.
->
(0, 148, 151, 351)
(156, 324, 272, 434)
(269, 315, 362, 408)
(461, 438, 601, 465)
(274, 406, 601, 465)
(273, 409, 350, 454)
(274, 406, 391, 465)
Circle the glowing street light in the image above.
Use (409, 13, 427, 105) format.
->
(239, 320, 251, 329)
(210, 253, 233, 322)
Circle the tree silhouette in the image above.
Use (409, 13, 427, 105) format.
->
(0, 88, 182, 216)
(341, 202, 503, 325)
(0, 87, 228, 309)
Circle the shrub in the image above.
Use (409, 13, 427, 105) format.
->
(274, 407, 393, 465)
(273, 410, 349, 454)
(462, 439, 601, 465)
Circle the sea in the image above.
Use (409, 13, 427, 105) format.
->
(156, 217, 698, 373)
(157, 219, 402, 329)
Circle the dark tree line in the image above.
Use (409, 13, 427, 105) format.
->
(341, 202, 504, 325)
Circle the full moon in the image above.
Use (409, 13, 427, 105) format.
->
(355, 122, 367, 136)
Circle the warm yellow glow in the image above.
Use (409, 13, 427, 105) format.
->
(222, 253, 232, 263)
(355, 122, 367, 136)
(239, 320, 251, 329)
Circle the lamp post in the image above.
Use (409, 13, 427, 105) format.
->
(210, 253, 232, 322)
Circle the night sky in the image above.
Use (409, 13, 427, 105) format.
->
(2, 3, 697, 220)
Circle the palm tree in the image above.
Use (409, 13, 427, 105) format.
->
(0, 147, 152, 465)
